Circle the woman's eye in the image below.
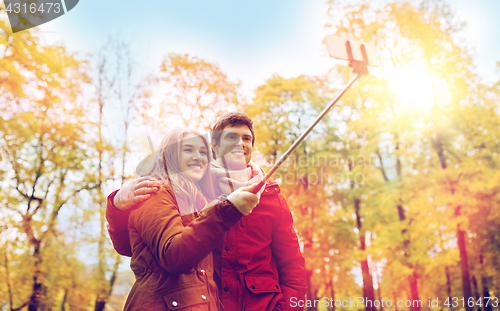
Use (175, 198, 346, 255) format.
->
(184, 148, 191, 152)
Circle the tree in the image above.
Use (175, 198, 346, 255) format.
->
(325, 68, 385, 311)
(0, 21, 99, 310)
(326, 0, 500, 309)
(88, 37, 152, 311)
(249, 74, 363, 310)
(147, 53, 241, 133)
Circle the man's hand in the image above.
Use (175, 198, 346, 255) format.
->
(227, 183, 262, 216)
(113, 177, 162, 210)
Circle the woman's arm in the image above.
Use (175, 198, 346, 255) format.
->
(131, 187, 244, 274)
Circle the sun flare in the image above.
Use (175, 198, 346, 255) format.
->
(388, 64, 435, 110)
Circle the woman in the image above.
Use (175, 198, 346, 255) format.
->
(122, 128, 259, 310)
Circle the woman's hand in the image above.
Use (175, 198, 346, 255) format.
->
(113, 177, 162, 210)
(227, 183, 262, 216)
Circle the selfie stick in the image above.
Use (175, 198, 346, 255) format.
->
(250, 37, 378, 194)
(250, 73, 360, 193)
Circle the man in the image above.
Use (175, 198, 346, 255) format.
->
(106, 112, 306, 310)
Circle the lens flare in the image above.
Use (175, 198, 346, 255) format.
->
(388, 64, 435, 110)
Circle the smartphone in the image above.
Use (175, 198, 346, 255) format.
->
(325, 35, 380, 67)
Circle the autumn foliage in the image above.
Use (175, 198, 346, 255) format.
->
(1, 1, 500, 310)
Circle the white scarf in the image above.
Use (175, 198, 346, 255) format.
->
(210, 161, 265, 194)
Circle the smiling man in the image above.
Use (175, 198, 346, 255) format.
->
(209, 118, 263, 195)
(106, 112, 306, 311)
(214, 125, 252, 170)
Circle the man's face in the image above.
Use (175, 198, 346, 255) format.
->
(213, 125, 253, 170)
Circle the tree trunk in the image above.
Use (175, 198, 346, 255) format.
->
(394, 135, 421, 311)
(472, 276, 481, 311)
(305, 268, 317, 311)
(354, 198, 377, 311)
(397, 203, 421, 311)
(380, 135, 421, 311)
(435, 134, 472, 311)
(409, 272, 421, 311)
(61, 289, 68, 311)
(377, 286, 383, 311)
(375, 268, 383, 311)
(446, 266, 452, 303)
(360, 259, 377, 311)
(329, 278, 335, 311)
(479, 252, 492, 311)
(482, 279, 492, 311)
(456, 210, 472, 311)
(93, 237, 121, 311)
(95, 300, 107, 311)
(28, 246, 42, 311)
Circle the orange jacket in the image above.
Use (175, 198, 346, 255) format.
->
(107, 186, 243, 311)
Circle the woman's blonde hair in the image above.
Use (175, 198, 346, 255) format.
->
(147, 128, 216, 211)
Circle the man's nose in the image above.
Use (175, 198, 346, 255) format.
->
(230, 139, 243, 152)
(235, 137, 244, 146)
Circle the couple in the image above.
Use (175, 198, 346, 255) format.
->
(106, 112, 306, 310)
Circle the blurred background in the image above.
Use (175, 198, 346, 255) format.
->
(1, 0, 499, 310)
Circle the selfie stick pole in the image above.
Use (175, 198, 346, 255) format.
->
(251, 72, 360, 193)
(249, 36, 377, 194)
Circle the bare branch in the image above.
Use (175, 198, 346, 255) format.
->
(41, 181, 101, 241)
(31, 179, 53, 217)
(376, 149, 389, 182)
(11, 301, 30, 311)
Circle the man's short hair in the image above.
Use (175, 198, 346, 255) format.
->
(211, 112, 255, 158)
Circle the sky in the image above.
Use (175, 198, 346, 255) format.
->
(36, 0, 329, 91)
(30, 0, 500, 93)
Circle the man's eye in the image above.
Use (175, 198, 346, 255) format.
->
(244, 137, 251, 141)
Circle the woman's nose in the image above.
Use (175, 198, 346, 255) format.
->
(192, 151, 206, 162)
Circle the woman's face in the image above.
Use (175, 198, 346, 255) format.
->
(179, 134, 209, 183)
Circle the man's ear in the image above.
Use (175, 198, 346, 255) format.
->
(211, 139, 218, 159)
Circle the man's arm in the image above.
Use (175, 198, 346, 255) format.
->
(106, 190, 133, 257)
(271, 193, 307, 311)
(105, 177, 161, 257)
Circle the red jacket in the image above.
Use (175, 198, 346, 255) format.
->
(106, 181, 307, 311)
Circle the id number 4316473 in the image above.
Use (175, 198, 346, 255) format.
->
(6, 2, 62, 14)
(444, 297, 498, 308)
